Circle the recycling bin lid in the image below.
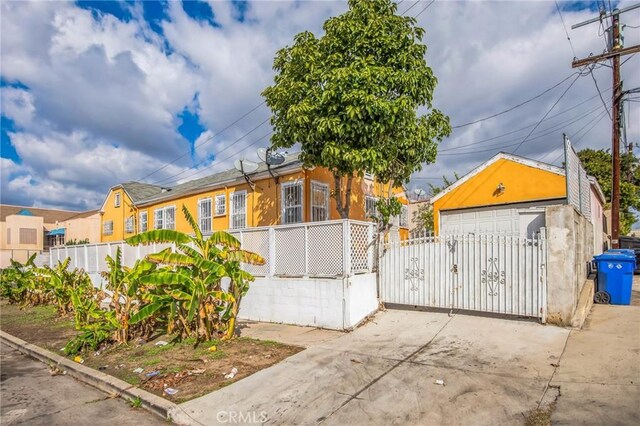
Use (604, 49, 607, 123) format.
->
(594, 252, 636, 262)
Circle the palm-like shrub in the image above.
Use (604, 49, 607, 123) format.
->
(126, 205, 264, 342)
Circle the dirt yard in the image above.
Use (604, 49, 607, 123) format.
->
(0, 302, 303, 403)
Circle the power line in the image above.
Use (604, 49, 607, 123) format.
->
(150, 118, 270, 185)
(137, 101, 266, 181)
(555, 0, 577, 58)
(512, 72, 582, 154)
(548, 109, 610, 164)
(451, 73, 578, 129)
(589, 65, 613, 119)
(401, 0, 421, 15)
(414, 0, 436, 19)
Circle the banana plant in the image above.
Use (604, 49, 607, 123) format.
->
(37, 258, 94, 316)
(126, 205, 265, 342)
(102, 248, 157, 344)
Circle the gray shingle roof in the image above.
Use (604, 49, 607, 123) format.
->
(135, 153, 302, 205)
(120, 182, 165, 203)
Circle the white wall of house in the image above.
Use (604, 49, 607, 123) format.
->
(439, 200, 563, 237)
(590, 185, 605, 254)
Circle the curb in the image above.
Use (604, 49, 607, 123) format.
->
(0, 330, 195, 425)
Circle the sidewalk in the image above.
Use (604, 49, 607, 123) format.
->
(551, 276, 640, 425)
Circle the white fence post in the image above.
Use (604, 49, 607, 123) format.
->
(342, 220, 351, 277)
(367, 222, 374, 272)
(304, 225, 309, 276)
(268, 227, 276, 278)
(84, 245, 89, 271)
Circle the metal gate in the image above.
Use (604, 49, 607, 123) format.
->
(379, 230, 547, 321)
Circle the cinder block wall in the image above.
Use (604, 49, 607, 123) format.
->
(545, 205, 594, 325)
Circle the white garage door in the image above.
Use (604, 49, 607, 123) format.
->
(441, 203, 551, 237)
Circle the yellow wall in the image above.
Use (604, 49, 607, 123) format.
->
(432, 158, 567, 233)
(100, 167, 409, 242)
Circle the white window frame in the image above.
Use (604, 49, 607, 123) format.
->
(229, 191, 247, 230)
(114, 192, 121, 208)
(310, 181, 329, 222)
(198, 197, 213, 233)
(399, 205, 409, 227)
(153, 206, 176, 230)
(125, 216, 134, 234)
(365, 196, 378, 220)
(103, 220, 114, 236)
(138, 211, 147, 233)
(215, 194, 226, 216)
(281, 180, 304, 224)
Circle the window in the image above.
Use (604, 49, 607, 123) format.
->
(365, 196, 378, 220)
(215, 194, 226, 216)
(230, 191, 247, 229)
(6, 229, 10, 245)
(139, 211, 148, 233)
(125, 216, 134, 234)
(198, 197, 212, 233)
(114, 192, 121, 207)
(311, 181, 329, 222)
(103, 221, 114, 236)
(153, 206, 176, 230)
(400, 205, 409, 227)
(282, 181, 303, 224)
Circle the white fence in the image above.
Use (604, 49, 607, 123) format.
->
(380, 230, 547, 321)
(49, 220, 375, 282)
(564, 135, 591, 219)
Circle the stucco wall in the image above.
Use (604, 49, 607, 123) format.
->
(63, 213, 101, 243)
(546, 204, 594, 326)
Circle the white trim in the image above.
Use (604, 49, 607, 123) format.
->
(138, 211, 148, 233)
(229, 190, 247, 230)
(198, 197, 213, 233)
(310, 180, 329, 222)
(430, 152, 565, 204)
(281, 180, 304, 224)
(214, 194, 226, 216)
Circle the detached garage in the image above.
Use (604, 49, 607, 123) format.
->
(431, 153, 567, 237)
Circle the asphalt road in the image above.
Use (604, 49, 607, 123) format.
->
(0, 345, 162, 426)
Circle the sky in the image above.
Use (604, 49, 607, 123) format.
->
(1, 0, 639, 212)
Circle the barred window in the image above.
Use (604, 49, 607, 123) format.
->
(198, 197, 212, 233)
(311, 181, 329, 222)
(154, 208, 163, 230)
(6, 228, 11, 244)
(139, 211, 147, 233)
(230, 191, 246, 229)
(215, 194, 226, 216)
(400, 205, 409, 227)
(114, 192, 121, 207)
(153, 206, 175, 230)
(365, 196, 378, 220)
(282, 181, 303, 224)
(19, 228, 37, 244)
(102, 221, 113, 236)
(125, 216, 134, 234)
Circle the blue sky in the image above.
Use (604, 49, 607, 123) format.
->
(1, 0, 638, 212)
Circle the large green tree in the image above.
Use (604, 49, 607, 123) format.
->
(262, 0, 450, 218)
(577, 148, 640, 234)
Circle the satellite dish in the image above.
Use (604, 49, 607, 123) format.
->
(266, 150, 286, 166)
(257, 148, 268, 162)
(414, 188, 426, 199)
(234, 159, 259, 174)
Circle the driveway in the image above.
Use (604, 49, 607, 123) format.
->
(177, 310, 569, 425)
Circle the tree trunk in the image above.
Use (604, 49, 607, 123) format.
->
(333, 173, 354, 219)
(344, 174, 353, 219)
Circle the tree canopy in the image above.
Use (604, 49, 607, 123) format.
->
(578, 148, 639, 235)
(262, 0, 451, 218)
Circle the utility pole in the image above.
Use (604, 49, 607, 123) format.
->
(571, 3, 640, 248)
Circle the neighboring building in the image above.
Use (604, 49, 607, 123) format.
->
(407, 198, 431, 234)
(588, 176, 607, 254)
(0, 205, 100, 267)
(430, 152, 605, 238)
(100, 153, 409, 242)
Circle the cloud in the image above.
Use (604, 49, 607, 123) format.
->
(1, 0, 638, 211)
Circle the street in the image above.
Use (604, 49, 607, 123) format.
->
(0, 345, 161, 426)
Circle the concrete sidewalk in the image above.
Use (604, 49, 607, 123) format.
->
(550, 277, 640, 425)
(177, 310, 569, 425)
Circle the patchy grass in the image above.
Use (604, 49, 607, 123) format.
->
(0, 300, 303, 403)
(524, 402, 557, 426)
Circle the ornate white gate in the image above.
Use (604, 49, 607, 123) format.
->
(379, 230, 547, 321)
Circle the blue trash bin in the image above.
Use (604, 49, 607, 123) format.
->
(593, 251, 636, 305)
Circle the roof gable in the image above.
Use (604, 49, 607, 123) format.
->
(430, 152, 565, 205)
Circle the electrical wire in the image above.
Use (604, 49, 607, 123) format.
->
(555, 0, 577, 58)
(451, 73, 579, 129)
(589, 66, 612, 119)
(414, 0, 436, 19)
(512, 72, 582, 154)
(549, 109, 610, 164)
(401, 0, 421, 15)
(137, 101, 266, 181)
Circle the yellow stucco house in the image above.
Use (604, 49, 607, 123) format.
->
(99, 153, 408, 242)
(430, 152, 605, 238)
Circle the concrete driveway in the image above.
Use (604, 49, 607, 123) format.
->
(177, 310, 569, 425)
